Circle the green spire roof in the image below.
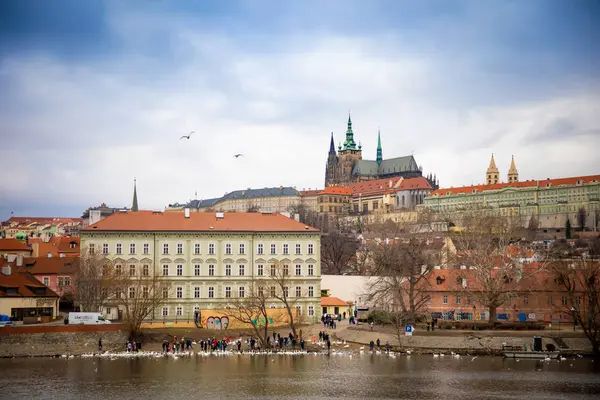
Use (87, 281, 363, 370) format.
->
(132, 179, 139, 212)
(376, 130, 383, 165)
(343, 113, 357, 150)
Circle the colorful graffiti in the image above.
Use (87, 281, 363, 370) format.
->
(206, 316, 229, 330)
(251, 316, 274, 327)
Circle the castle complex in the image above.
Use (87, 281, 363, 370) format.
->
(324, 115, 438, 189)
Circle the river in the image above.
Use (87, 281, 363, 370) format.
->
(1, 353, 599, 399)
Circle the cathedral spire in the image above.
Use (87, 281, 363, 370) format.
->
(508, 155, 519, 182)
(376, 129, 383, 166)
(486, 154, 499, 185)
(343, 113, 357, 150)
(132, 178, 139, 212)
(329, 132, 336, 154)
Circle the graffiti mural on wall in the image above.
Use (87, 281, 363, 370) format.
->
(251, 316, 274, 327)
(206, 316, 229, 330)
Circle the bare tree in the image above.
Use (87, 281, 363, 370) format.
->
(549, 247, 600, 358)
(226, 283, 274, 348)
(268, 262, 301, 338)
(74, 248, 122, 312)
(112, 268, 168, 340)
(247, 204, 260, 213)
(577, 207, 587, 232)
(362, 210, 445, 328)
(287, 203, 319, 228)
(451, 213, 541, 324)
(321, 231, 359, 275)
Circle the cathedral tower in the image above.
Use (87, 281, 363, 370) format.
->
(507, 155, 519, 183)
(324, 133, 338, 187)
(486, 154, 499, 185)
(376, 130, 383, 167)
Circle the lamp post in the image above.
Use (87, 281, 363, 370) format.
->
(571, 307, 576, 331)
(472, 305, 476, 330)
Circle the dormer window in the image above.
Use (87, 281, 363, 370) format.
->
(576, 180, 583, 185)
(436, 276, 444, 285)
(546, 183, 552, 188)
(69, 241, 77, 248)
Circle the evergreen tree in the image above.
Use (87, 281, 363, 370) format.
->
(565, 218, 572, 239)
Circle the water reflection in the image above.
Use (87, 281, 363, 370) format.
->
(1, 355, 599, 399)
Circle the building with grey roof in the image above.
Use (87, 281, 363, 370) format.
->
(167, 187, 301, 213)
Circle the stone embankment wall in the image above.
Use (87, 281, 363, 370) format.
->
(336, 328, 593, 354)
(0, 330, 128, 357)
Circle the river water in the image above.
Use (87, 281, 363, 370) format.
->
(1, 353, 599, 399)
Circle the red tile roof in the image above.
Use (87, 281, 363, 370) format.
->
(301, 190, 322, 197)
(55, 237, 80, 253)
(349, 176, 403, 196)
(431, 174, 600, 197)
(84, 210, 320, 232)
(24, 257, 78, 275)
(7, 217, 83, 225)
(0, 263, 59, 298)
(0, 239, 32, 252)
(321, 296, 349, 307)
(320, 186, 352, 195)
(397, 177, 433, 190)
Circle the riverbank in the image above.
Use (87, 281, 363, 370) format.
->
(0, 323, 594, 358)
(328, 325, 593, 356)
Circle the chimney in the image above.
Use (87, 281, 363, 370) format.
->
(294, 213, 300, 222)
(32, 242, 40, 257)
(1, 265, 11, 276)
(184, 208, 190, 219)
(16, 254, 23, 267)
(462, 278, 467, 288)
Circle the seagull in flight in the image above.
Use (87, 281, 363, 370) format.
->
(180, 131, 194, 140)
(234, 153, 243, 158)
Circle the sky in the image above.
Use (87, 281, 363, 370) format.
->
(1, 0, 599, 218)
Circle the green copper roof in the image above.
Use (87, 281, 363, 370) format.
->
(376, 130, 383, 165)
(343, 114, 357, 150)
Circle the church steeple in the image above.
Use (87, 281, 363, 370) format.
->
(343, 113, 357, 150)
(329, 132, 336, 154)
(508, 155, 519, 183)
(376, 130, 383, 166)
(132, 178, 139, 212)
(486, 154, 499, 185)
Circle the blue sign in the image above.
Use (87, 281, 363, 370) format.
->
(405, 325, 413, 333)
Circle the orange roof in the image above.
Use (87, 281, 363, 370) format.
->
(320, 186, 352, 195)
(321, 296, 349, 306)
(25, 257, 78, 275)
(349, 176, 403, 196)
(397, 177, 433, 190)
(84, 210, 320, 232)
(432, 174, 600, 197)
(55, 237, 80, 253)
(0, 239, 32, 252)
(0, 263, 59, 298)
(7, 217, 83, 225)
(301, 189, 322, 197)
(28, 238, 59, 257)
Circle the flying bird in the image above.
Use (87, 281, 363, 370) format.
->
(180, 131, 194, 140)
(234, 154, 243, 158)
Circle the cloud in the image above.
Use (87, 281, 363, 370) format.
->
(0, 1, 598, 217)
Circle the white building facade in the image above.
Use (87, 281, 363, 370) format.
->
(80, 211, 322, 323)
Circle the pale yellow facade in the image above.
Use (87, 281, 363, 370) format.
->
(0, 297, 60, 319)
(80, 231, 322, 323)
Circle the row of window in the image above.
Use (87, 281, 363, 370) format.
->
(159, 305, 316, 317)
(88, 242, 315, 256)
(117, 285, 317, 300)
(42, 276, 71, 287)
(440, 295, 583, 306)
(114, 263, 316, 277)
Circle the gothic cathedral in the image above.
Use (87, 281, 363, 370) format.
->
(324, 115, 439, 188)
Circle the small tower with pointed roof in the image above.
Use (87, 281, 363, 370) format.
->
(325, 132, 339, 187)
(486, 154, 499, 185)
(376, 130, 383, 167)
(132, 178, 139, 212)
(507, 155, 519, 183)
